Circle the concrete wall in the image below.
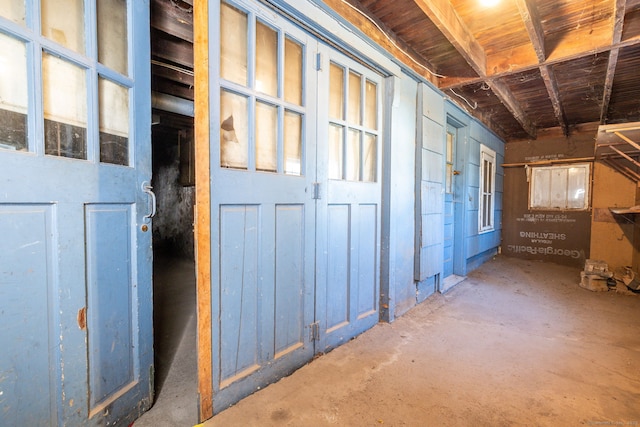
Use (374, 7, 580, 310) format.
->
(152, 126, 195, 259)
(502, 127, 595, 267)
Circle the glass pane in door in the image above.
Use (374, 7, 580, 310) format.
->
(220, 90, 248, 169)
(364, 80, 377, 129)
(42, 52, 87, 159)
(0, 33, 28, 151)
(328, 124, 343, 179)
(220, 2, 247, 86)
(329, 63, 344, 120)
(348, 71, 361, 125)
(41, 0, 85, 53)
(256, 21, 277, 97)
(363, 133, 376, 182)
(0, 0, 25, 25)
(97, 0, 128, 75)
(346, 128, 360, 181)
(99, 78, 129, 165)
(284, 37, 302, 106)
(255, 101, 277, 172)
(284, 110, 302, 175)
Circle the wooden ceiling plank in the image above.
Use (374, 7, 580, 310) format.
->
(411, 0, 486, 76)
(489, 79, 537, 138)
(514, 0, 545, 62)
(152, 34, 194, 68)
(600, 0, 627, 123)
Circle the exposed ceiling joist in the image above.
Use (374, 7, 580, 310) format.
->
(514, 0, 545, 62)
(411, 0, 486, 75)
(539, 65, 568, 136)
(600, 0, 627, 124)
(489, 80, 537, 139)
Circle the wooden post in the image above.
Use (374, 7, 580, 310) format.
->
(194, 0, 213, 421)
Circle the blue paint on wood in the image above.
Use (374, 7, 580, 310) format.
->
(85, 205, 135, 408)
(0, 205, 56, 426)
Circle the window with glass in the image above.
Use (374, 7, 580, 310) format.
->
(479, 145, 496, 233)
(219, 1, 305, 175)
(529, 163, 590, 210)
(0, 1, 130, 164)
(328, 62, 378, 182)
(445, 130, 455, 194)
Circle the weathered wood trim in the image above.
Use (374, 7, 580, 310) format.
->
(194, 0, 213, 422)
(151, 0, 194, 42)
(321, 0, 439, 84)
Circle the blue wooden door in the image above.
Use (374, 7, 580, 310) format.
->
(207, 0, 384, 412)
(443, 125, 457, 279)
(210, 0, 318, 410)
(0, 1, 153, 425)
(315, 45, 382, 351)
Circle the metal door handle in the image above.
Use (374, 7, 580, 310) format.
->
(142, 181, 156, 222)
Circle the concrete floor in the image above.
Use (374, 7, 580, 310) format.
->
(136, 255, 640, 426)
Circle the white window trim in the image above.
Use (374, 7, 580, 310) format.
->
(479, 144, 496, 234)
(528, 162, 591, 211)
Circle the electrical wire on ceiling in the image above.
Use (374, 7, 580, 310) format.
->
(151, 59, 194, 77)
(338, 0, 446, 79)
(449, 88, 478, 109)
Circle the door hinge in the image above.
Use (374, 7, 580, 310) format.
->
(316, 52, 322, 71)
(310, 322, 320, 342)
(312, 182, 321, 199)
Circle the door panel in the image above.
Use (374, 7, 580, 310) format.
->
(0, 1, 152, 424)
(210, 1, 317, 411)
(206, 0, 383, 413)
(0, 204, 56, 426)
(316, 46, 382, 352)
(443, 125, 456, 279)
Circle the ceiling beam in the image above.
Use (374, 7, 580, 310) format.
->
(488, 80, 537, 139)
(515, 0, 567, 135)
(440, 37, 640, 90)
(600, 0, 627, 124)
(539, 65, 568, 136)
(411, 0, 536, 138)
(411, 0, 486, 76)
(514, 0, 545, 62)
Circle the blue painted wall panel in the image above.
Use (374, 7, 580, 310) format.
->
(423, 117, 444, 153)
(422, 84, 445, 125)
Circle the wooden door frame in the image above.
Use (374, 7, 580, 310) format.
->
(194, 0, 213, 422)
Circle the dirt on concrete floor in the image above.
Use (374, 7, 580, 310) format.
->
(201, 255, 640, 427)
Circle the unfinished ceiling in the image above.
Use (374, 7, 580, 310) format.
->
(150, 0, 640, 142)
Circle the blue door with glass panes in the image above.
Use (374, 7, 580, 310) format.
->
(0, 1, 153, 425)
(207, 0, 383, 412)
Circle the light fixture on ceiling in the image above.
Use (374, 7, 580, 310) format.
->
(480, 0, 500, 7)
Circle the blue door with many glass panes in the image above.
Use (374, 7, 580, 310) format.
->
(0, 1, 153, 425)
(205, 0, 383, 412)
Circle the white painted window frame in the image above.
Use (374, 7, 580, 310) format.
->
(528, 163, 591, 211)
(479, 144, 496, 233)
